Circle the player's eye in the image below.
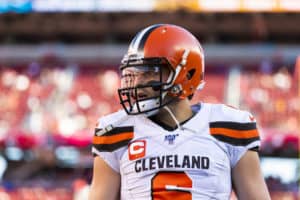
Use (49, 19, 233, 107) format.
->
(121, 73, 135, 78)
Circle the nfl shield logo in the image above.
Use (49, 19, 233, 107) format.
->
(164, 134, 179, 145)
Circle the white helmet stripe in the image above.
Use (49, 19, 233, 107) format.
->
(128, 24, 162, 56)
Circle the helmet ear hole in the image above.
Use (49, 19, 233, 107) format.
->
(187, 69, 196, 80)
(187, 94, 194, 100)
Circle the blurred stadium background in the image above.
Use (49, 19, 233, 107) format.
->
(0, 0, 299, 199)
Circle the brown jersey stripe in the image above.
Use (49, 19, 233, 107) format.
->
(93, 132, 133, 145)
(95, 126, 133, 136)
(211, 134, 260, 146)
(209, 121, 257, 131)
(210, 128, 259, 139)
(93, 139, 132, 152)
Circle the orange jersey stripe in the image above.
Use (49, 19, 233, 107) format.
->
(210, 128, 259, 139)
(93, 132, 133, 145)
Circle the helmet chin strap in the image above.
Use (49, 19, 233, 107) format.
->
(132, 98, 159, 116)
(162, 106, 183, 130)
(134, 85, 170, 117)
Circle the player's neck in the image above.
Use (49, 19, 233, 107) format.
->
(153, 98, 193, 128)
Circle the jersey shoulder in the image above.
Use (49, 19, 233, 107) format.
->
(207, 103, 260, 148)
(95, 109, 128, 128)
(93, 110, 134, 153)
(208, 103, 255, 123)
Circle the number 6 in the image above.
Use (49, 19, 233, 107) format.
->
(151, 171, 192, 200)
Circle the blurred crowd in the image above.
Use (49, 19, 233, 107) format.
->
(0, 60, 298, 199)
(0, 62, 120, 150)
(240, 65, 299, 158)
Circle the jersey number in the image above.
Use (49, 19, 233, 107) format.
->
(151, 171, 192, 200)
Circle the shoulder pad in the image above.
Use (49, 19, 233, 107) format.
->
(97, 110, 128, 128)
(92, 125, 134, 152)
(210, 104, 256, 123)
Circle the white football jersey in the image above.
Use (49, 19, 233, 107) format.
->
(92, 103, 260, 200)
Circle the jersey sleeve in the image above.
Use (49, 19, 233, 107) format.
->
(91, 117, 134, 173)
(209, 104, 261, 167)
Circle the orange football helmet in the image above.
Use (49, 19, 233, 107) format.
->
(118, 24, 205, 115)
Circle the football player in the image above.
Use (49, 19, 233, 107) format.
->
(89, 24, 271, 200)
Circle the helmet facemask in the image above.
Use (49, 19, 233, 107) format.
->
(118, 57, 176, 116)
